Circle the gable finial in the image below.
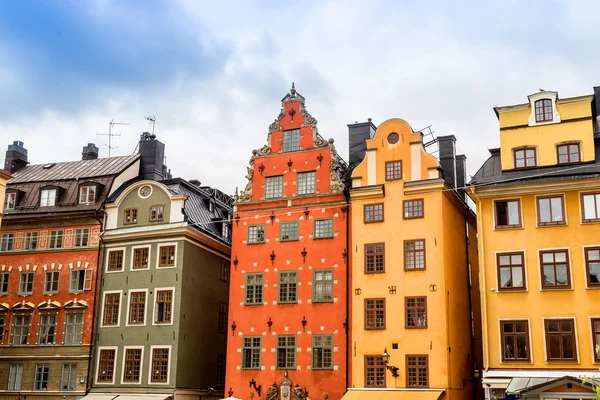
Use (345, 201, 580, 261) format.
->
(290, 82, 296, 97)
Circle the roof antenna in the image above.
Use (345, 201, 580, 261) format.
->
(145, 115, 156, 136)
(97, 119, 129, 157)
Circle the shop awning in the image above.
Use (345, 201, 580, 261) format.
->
(505, 377, 552, 394)
(341, 389, 444, 400)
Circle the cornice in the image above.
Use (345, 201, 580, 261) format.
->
(472, 177, 600, 198)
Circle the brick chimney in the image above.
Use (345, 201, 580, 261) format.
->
(82, 143, 99, 160)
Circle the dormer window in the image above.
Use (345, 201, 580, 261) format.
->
(3, 192, 16, 210)
(535, 99, 553, 122)
(514, 147, 537, 169)
(557, 143, 581, 164)
(40, 189, 57, 207)
(79, 185, 96, 205)
(209, 201, 214, 213)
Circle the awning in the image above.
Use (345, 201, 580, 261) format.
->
(341, 389, 444, 400)
(506, 377, 552, 394)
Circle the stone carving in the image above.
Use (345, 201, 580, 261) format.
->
(330, 156, 345, 194)
(313, 136, 327, 148)
(292, 384, 307, 400)
(257, 145, 271, 156)
(301, 104, 317, 126)
(269, 109, 285, 132)
(265, 382, 278, 400)
(237, 159, 255, 203)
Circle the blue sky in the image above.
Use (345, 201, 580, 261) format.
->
(1, 0, 599, 193)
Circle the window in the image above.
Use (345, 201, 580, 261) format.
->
(4, 192, 16, 210)
(33, 364, 50, 391)
(216, 354, 226, 386)
(283, 129, 300, 152)
(592, 318, 600, 362)
(280, 222, 299, 241)
(535, 99, 553, 122)
(364, 204, 384, 223)
(11, 315, 30, 345)
(313, 269, 333, 302)
(497, 252, 525, 290)
(123, 348, 142, 382)
(365, 298, 385, 330)
(265, 176, 283, 199)
(388, 132, 399, 144)
(60, 363, 77, 391)
(0, 273, 9, 294)
(545, 319, 576, 361)
(582, 193, 600, 222)
(248, 225, 266, 244)
(151, 348, 170, 383)
(209, 202, 214, 213)
(385, 161, 402, 180)
(218, 302, 227, 333)
(312, 335, 333, 369)
(64, 313, 83, 345)
(514, 147, 537, 168)
(128, 291, 146, 325)
(37, 314, 57, 345)
(314, 219, 333, 238)
(107, 249, 124, 272)
(404, 240, 426, 270)
(557, 143, 581, 164)
(48, 230, 63, 249)
(124, 208, 138, 224)
(133, 247, 149, 269)
(43, 271, 59, 294)
(155, 290, 173, 324)
(40, 189, 57, 207)
(150, 205, 164, 221)
(103, 293, 120, 326)
(403, 199, 424, 219)
(245, 273, 264, 305)
(222, 222, 229, 238)
(537, 195, 565, 225)
(585, 248, 600, 287)
(500, 320, 530, 361)
(159, 245, 176, 267)
(18, 272, 34, 294)
(220, 261, 229, 282)
(365, 243, 385, 273)
(406, 355, 428, 387)
(278, 271, 298, 303)
(365, 356, 385, 387)
(0, 233, 14, 252)
(79, 186, 96, 204)
(23, 232, 38, 251)
(69, 269, 92, 292)
(540, 250, 571, 289)
(276, 335, 296, 369)
(74, 228, 89, 247)
(405, 297, 427, 328)
(0, 314, 5, 342)
(242, 337, 261, 369)
(97, 349, 116, 382)
(495, 199, 521, 228)
(297, 171, 316, 195)
(7, 364, 23, 391)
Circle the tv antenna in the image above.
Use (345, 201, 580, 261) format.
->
(145, 115, 156, 135)
(97, 119, 129, 157)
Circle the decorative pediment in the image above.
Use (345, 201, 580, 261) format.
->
(12, 301, 35, 311)
(38, 299, 61, 310)
(64, 299, 87, 309)
(0, 302, 9, 312)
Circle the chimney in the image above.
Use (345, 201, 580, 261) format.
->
(138, 132, 167, 181)
(437, 135, 457, 188)
(594, 86, 600, 134)
(456, 154, 467, 200)
(189, 179, 201, 186)
(82, 143, 99, 160)
(4, 140, 28, 173)
(348, 118, 377, 167)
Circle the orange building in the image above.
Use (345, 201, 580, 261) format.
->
(226, 85, 348, 400)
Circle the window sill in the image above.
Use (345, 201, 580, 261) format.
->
(404, 268, 427, 272)
(280, 239, 300, 242)
(364, 220, 384, 224)
(311, 300, 333, 303)
(545, 360, 579, 364)
(494, 225, 523, 230)
(244, 303, 263, 307)
(540, 287, 573, 291)
(247, 242, 266, 245)
(586, 285, 600, 290)
(364, 327, 386, 331)
(537, 222, 567, 227)
(405, 326, 428, 329)
(582, 220, 600, 224)
(278, 301, 298, 305)
(497, 288, 528, 293)
(313, 236, 334, 240)
(312, 367, 334, 371)
(365, 271, 386, 274)
(403, 216, 424, 220)
(500, 360, 533, 364)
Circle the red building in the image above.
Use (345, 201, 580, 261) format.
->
(226, 85, 348, 400)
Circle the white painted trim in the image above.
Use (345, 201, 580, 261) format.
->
(588, 316, 600, 364)
(94, 346, 118, 385)
(138, 185, 153, 199)
(366, 150, 376, 186)
(105, 247, 126, 274)
(497, 318, 534, 365)
(410, 143, 421, 181)
(104, 236, 186, 248)
(537, 247, 574, 292)
(100, 290, 123, 328)
(147, 345, 172, 385)
(125, 289, 149, 327)
(493, 249, 529, 292)
(129, 245, 151, 272)
(581, 246, 600, 290)
(152, 287, 176, 326)
(541, 316, 580, 364)
(528, 91, 561, 126)
(120, 345, 144, 385)
(155, 242, 178, 270)
(483, 370, 600, 379)
(534, 193, 568, 227)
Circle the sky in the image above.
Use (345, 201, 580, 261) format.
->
(1, 0, 599, 195)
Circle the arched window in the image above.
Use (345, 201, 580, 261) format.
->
(535, 99, 553, 122)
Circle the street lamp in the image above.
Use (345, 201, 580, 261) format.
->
(382, 348, 399, 378)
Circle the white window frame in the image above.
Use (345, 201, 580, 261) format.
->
(152, 287, 175, 326)
(48, 230, 64, 249)
(156, 243, 177, 269)
(95, 346, 118, 385)
(105, 247, 126, 274)
(69, 269, 92, 293)
(63, 312, 84, 345)
(23, 232, 38, 251)
(130, 244, 151, 271)
(7, 363, 23, 391)
(100, 290, 123, 328)
(4, 192, 16, 210)
(148, 345, 172, 385)
(126, 289, 149, 327)
(73, 228, 90, 248)
(120, 345, 144, 385)
(40, 189, 57, 207)
(528, 91, 560, 126)
(18, 272, 34, 295)
(78, 185, 96, 205)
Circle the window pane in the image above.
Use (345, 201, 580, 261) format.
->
(543, 265, 556, 286)
(516, 335, 528, 358)
(499, 255, 510, 265)
(539, 199, 550, 222)
(500, 267, 511, 288)
(503, 336, 514, 359)
(511, 254, 522, 264)
(512, 267, 523, 288)
(507, 201, 519, 225)
(550, 197, 563, 221)
(548, 335, 561, 359)
(555, 265, 568, 285)
(583, 195, 597, 220)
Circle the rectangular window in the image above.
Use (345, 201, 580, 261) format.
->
(40, 189, 57, 207)
(97, 349, 115, 382)
(592, 318, 600, 362)
(514, 148, 537, 168)
(582, 192, 600, 222)
(278, 271, 298, 303)
(48, 230, 64, 249)
(312, 335, 333, 369)
(216, 354, 226, 386)
(404, 240, 426, 270)
(0, 273, 9, 294)
(497, 252, 526, 290)
(151, 348, 170, 382)
(365, 356, 385, 387)
(37, 314, 57, 345)
(406, 355, 428, 387)
(103, 293, 120, 326)
(4, 192, 16, 210)
(245, 273, 264, 305)
(123, 348, 142, 382)
(220, 261, 229, 282)
(33, 364, 50, 391)
(64, 313, 83, 345)
(297, 171, 316, 195)
(313, 270, 333, 302)
(364, 204, 384, 223)
(69, 269, 92, 292)
(0, 233, 14, 252)
(0, 314, 5, 343)
(265, 176, 283, 199)
(242, 337, 261, 369)
(23, 232, 38, 251)
(405, 297, 427, 328)
(107, 249, 124, 272)
(280, 222, 299, 241)
(586, 247, 600, 287)
(79, 186, 96, 204)
(385, 160, 402, 180)
(74, 228, 89, 247)
(495, 199, 522, 228)
(314, 219, 333, 239)
(500, 320, 530, 361)
(276, 335, 296, 369)
(365, 298, 385, 330)
(7, 364, 23, 391)
(128, 291, 146, 325)
(537, 195, 565, 225)
(248, 225, 266, 244)
(222, 222, 229, 238)
(403, 199, 424, 219)
(44, 271, 59, 293)
(365, 243, 385, 273)
(283, 129, 300, 152)
(540, 250, 571, 289)
(155, 290, 173, 324)
(545, 319, 576, 361)
(18, 272, 34, 294)
(150, 205, 164, 221)
(557, 143, 580, 164)
(133, 247, 149, 269)
(124, 208, 138, 224)
(159, 245, 176, 267)
(11, 315, 30, 346)
(60, 363, 77, 391)
(218, 302, 227, 333)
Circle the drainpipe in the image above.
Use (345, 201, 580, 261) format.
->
(345, 195, 351, 392)
(464, 214, 476, 400)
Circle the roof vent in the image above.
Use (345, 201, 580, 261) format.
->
(189, 179, 201, 186)
(42, 163, 55, 169)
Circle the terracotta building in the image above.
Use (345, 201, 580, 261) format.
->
(226, 85, 349, 400)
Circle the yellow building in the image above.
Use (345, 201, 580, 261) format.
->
(469, 89, 600, 400)
(342, 119, 482, 400)
(0, 168, 11, 224)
